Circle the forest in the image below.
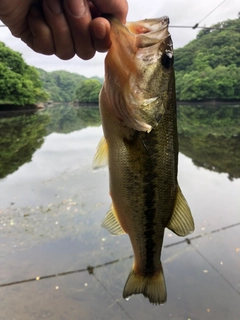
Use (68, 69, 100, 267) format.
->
(0, 42, 102, 106)
(0, 42, 49, 106)
(0, 16, 240, 106)
(174, 17, 240, 100)
(37, 69, 102, 103)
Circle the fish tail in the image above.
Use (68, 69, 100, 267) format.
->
(123, 263, 167, 305)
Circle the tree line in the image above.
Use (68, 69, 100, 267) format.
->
(37, 69, 102, 103)
(1, 16, 240, 106)
(0, 42, 103, 106)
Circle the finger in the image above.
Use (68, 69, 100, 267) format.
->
(90, 17, 111, 52)
(63, 0, 96, 60)
(42, 0, 75, 60)
(23, 6, 55, 55)
(91, 0, 128, 23)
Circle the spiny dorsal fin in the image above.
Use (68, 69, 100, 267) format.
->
(167, 185, 194, 236)
(92, 136, 108, 170)
(101, 204, 126, 235)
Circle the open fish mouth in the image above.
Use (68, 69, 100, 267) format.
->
(103, 14, 171, 49)
(126, 16, 170, 36)
(127, 16, 171, 50)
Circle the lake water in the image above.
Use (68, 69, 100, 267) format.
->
(0, 104, 240, 320)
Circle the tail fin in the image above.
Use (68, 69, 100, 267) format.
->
(123, 263, 167, 305)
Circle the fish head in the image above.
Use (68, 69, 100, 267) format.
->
(102, 15, 175, 132)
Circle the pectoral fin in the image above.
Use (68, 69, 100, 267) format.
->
(101, 204, 126, 235)
(92, 136, 108, 170)
(167, 185, 194, 236)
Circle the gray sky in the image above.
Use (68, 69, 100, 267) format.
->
(0, 0, 239, 77)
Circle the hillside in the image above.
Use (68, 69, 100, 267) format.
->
(37, 69, 86, 102)
(175, 17, 240, 101)
(0, 41, 103, 107)
(0, 42, 48, 106)
(38, 69, 103, 103)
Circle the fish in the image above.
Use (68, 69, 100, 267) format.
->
(93, 15, 194, 305)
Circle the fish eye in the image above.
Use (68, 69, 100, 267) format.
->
(161, 52, 174, 69)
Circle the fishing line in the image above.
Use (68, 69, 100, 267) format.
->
(199, 0, 229, 24)
(0, 0, 231, 30)
(170, 25, 240, 31)
(1, 24, 239, 31)
(192, 0, 229, 28)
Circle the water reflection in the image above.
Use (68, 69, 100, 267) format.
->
(1, 104, 239, 181)
(0, 104, 240, 319)
(178, 104, 240, 179)
(45, 105, 101, 135)
(0, 105, 101, 180)
(0, 112, 49, 179)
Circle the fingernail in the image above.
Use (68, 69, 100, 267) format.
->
(47, 0, 62, 15)
(66, 0, 87, 17)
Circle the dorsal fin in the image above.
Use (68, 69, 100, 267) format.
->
(167, 185, 194, 236)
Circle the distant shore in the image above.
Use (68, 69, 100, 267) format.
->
(0, 104, 43, 111)
(1, 100, 240, 112)
(177, 99, 240, 105)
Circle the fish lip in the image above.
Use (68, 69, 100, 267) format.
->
(102, 14, 170, 33)
(135, 16, 170, 31)
(160, 16, 170, 26)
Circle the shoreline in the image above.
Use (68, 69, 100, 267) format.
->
(177, 100, 240, 106)
(1, 100, 240, 112)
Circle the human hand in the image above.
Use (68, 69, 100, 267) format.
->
(0, 0, 128, 60)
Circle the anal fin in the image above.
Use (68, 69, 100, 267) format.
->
(167, 185, 194, 236)
(101, 204, 125, 235)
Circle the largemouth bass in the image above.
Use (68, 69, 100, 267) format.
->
(93, 15, 194, 305)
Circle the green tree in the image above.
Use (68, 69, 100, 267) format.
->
(74, 79, 102, 103)
(174, 17, 240, 101)
(37, 69, 103, 103)
(0, 42, 49, 106)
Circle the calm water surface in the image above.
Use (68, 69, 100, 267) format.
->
(0, 104, 239, 320)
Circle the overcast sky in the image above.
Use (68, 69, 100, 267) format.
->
(0, 0, 239, 77)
